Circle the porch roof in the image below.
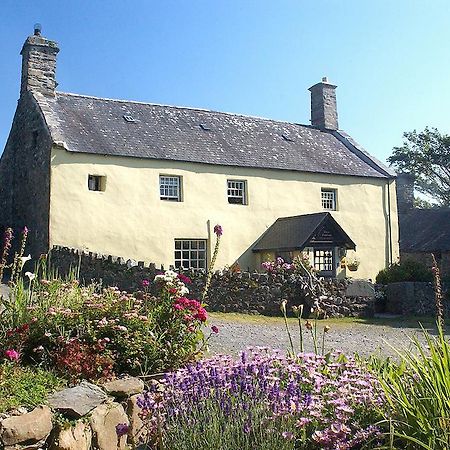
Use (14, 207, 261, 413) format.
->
(252, 212, 356, 252)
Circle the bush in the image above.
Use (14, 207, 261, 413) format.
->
(0, 270, 208, 381)
(138, 349, 385, 449)
(375, 258, 432, 284)
(0, 362, 64, 413)
(370, 325, 450, 449)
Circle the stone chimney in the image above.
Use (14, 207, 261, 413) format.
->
(308, 77, 338, 130)
(396, 173, 415, 213)
(20, 24, 59, 97)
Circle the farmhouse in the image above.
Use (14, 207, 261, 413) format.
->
(0, 28, 399, 279)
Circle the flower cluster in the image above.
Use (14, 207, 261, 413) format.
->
(0, 274, 208, 379)
(138, 348, 384, 449)
(173, 297, 207, 322)
(154, 270, 190, 297)
(262, 256, 293, 272)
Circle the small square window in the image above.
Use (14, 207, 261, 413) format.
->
(160, 175, 182, 201)
(88, 175, 106, 192)
(321, 188, 337, 210)
(227, 180, 247, 205)
(314, 248, 334, 276)
(174, 239, 207, 270)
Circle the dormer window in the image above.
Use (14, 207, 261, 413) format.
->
(88, 175, 106, 192)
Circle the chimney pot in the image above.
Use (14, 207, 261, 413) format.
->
(308, 77, 339, 130)
(34, 23, 42, 36)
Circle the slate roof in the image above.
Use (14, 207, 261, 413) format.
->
(34, 91, 393, 178)
(399, 208, 450, 253)
(252, 212, 356, 252)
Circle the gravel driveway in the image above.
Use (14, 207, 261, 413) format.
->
(206, 313, 438, 358)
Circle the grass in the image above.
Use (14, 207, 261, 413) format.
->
(0, 363, 65, 413)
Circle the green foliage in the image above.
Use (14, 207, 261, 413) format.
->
(0, 363, 65, 413)
(370, 325, 450, 449)
(389, 127, 450, 206)
(161, 397, 298, 450)
(0, 270, 207, 381)
(376, 259, 432, 284)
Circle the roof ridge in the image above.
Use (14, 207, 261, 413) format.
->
(55, 91, 316, 129)
(276, 212, 328, 221)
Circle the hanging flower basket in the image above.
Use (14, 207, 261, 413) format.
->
(346, 258, 360, 272)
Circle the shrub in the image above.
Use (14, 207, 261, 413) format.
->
(0, 270, 208, 381)
(370, 325, 450, 448)
(375, 258, 432, 284)
(0, 362, 65, 413)
(138, 349, 384, 449)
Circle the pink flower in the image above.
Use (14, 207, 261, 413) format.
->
(211, 325, 219, 334)
(141, 279, 150, 287)
(213, 224, 223, 236)
(5, 349, 20, 361)
(177, 273, 192, 284)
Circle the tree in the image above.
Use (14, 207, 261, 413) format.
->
(388, 127, 450, 207)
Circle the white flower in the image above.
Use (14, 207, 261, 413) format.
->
(165, 270, 178, 279)
(98, 317, 108, 327)
(20, 254, 32, 268)
(25, 272, 35, 281)
(154, 274, 165, 282)
(179, 286, 189, 295)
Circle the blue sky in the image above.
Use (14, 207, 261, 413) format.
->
(1, 0, 450, 164)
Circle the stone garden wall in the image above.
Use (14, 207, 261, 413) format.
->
(0, 377, 146, 450)
(385, 281, 450, 316)
(49, 246, 376, 318)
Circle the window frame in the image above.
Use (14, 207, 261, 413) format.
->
(313, 248, 335, 277)
(174, 239, 207, 270)
(321, 188, 337, 211)
(88, 175, 106, 192)
(227, 179, 248, 205)
(159, 175, 182, 202)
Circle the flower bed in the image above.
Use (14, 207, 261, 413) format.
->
(138, 348, 384, 449)
(0, 270, 209, 381)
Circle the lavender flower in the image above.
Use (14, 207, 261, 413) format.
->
(137, 348, 384, 449)
(115, 423, 129, 437)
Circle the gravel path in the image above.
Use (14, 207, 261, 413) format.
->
(206, 313, 438, 358)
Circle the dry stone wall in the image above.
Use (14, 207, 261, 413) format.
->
(0, 377, 143, 450)
(385, 281, 450, 316)
(50, 246, 375, 318)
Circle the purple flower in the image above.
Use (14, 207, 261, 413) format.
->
(115, 423, 129, 437)
(141, 279, 150, 288)
(213, 224, 223, 236)
(282, 431, 294, 440)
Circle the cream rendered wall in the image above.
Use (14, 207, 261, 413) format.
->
(49, 147, 399, 280)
